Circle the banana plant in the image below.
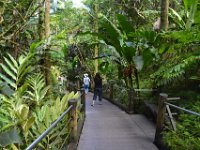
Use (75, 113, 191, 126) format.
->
(96, 14, 157, 89)
(169, 0, 199, 30)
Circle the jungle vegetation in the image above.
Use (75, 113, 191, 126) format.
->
(0, 0, 200, 149)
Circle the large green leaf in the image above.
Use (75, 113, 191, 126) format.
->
(30, 41, 42, 53)
(138, 30, 158, 44)
(142, 48, 155, 69)
(99, 15, 123, 56)
(18, 104, 29, 120)
(23, 117, 35, 133)
(169, 8, 185, 29)
(185, 0, 198, 29)
(182, 0, 197, 12)
(117, 14, 135, 33)
(0, 128, 21, 146)
(0, 82, 14, 96)
(122, 45, 136, 63)
(133, 56, 143, 71)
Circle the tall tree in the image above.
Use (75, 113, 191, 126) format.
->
(160, 0, 169, 30)
(44, 0, 52, 87)
(38, 0, 45, 40)
(94, 1, 99, 74)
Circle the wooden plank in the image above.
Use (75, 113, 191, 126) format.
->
(135, 89, 158, 92)
(166, 105, 176, 131)
(167, 97, 180, 101)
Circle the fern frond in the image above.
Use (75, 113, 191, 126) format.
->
(3, 57, 17, 74)
(0, 63, 16, 81)
(0, 73, 16, 89)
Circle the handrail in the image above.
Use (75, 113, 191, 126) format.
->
(167, 97, 180, 101)
(26, 105, 73, 150)
(165, 102, 200, 117)
(154, 93, 200, 145)
(110, 85, 158, 92)
(135, 89, 158, 92)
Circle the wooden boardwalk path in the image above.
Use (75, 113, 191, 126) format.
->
(77, 92, 158, 150)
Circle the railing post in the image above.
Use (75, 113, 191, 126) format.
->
(68, 99, 78, 144)
(154, 93, 168, 146)
(128, 88, 135, 114)
(109, 84, 113, 100)
(80, 88, 86, 116)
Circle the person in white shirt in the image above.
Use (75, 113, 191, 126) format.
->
(83, 73, 90, 94)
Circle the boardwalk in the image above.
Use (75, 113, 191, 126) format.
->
(77, 93, 158, 150)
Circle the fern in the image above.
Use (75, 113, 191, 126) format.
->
(26, 73, 49, 106)
(0, 53, 34, 91)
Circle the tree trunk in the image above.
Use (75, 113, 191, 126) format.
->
(45, 0, 50, 39)
(38, 0, 45, 40)
(38, 0, 45, 75)
(44, 0, 52, 87)
(94, 1, 99, 74)
(160, 0, 169, 31)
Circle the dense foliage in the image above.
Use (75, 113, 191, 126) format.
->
(0, 0, 200, 149)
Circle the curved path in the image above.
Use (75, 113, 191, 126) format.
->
(77, 92, 158, 150)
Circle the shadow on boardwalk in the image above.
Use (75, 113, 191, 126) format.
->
(77, 92, 158, 150)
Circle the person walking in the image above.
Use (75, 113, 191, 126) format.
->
(92, 72, 102, 106)
(83, 73, 90, 94)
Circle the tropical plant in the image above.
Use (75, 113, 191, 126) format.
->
(30, 91, 80, 149)
(0, 52, 34, 91)
(95, 14, 157, 89)
(0, 52, 37, 148)
(0, 59, 81, 148)
(169, 0, 200, 30)
(26, 73, 50, 106)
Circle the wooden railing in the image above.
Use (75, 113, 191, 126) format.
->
(26, 89, 86, 150)
(154, 93, 200, 147)
(103, 83, 159, 114)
